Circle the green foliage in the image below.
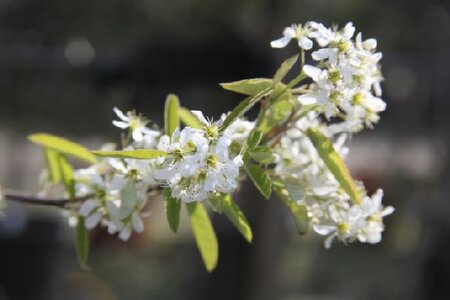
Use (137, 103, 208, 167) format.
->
(247, 165, 272, 199)
(44, 149, 63, 183)
(187, 202, 219, 272)
(164, 94, 180, 136)
(249, 146, 276, 164)
(120, 182, 138, 219)
(220, 88, 272, 132)
(163, 188, 181, 233)
(217, 194, 252, 243)
(306, 128, 362, 205)
(179, 107, 203, 129)
(273, 177, 309, 234)
(257, 100, 293, 134)
(273, 55, 298, 85)
(29, 133, 96, 164)
(242, 130, 262, 164)
(76, 216, 90, 271)
(220, 78, 273, 96)
(92, 149, 167, 159)
(58, 155, 75, 200)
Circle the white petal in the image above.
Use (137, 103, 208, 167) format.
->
(112, 120, 130, 129)
(343, 22, 355, 39)
(132, 129, 144, 142)
(131, 212, 144, 233)
(298, 36, 313, 50)
(270, 36, 292, 48)
(79, 199, 98, 216)
(313, 224, 336, 235)
(118, 226, 132, 241)
(382, 206, 395, 217)
(365, 96, 386, 112)
(324, 233, 336, 249)
(298, 94, 317, 105)
(191, 110, 209, 125)
(113, 107, 129, 121)
(85, 211, 102, 229)
(303, 65, 322, 81)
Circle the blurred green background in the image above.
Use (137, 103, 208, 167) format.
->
(0, 0, 449, 299)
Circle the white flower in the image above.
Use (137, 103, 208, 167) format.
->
(154, 111, 243, 202)
(313, 204, 364, 249)
(271, 23, 315, 50)
(112, 107, 159, 143)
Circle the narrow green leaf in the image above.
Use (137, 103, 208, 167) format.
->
(29, 133, 96, 164)
(242, 130, 262, 164)
(249, 146, 276, 164)
(58, 155, 75, 200)
(220, 78, 273, 96)
(258, 100, 293, 134)
(178, 107, 203, 129)
(219, 194, 253, 243)
(120, 182, 138, 219)
(44, 149, 62, 183)
(283, 178, 305, 202)
(187, 202, 218, 272)
(247, 165, 272, 199)
(273, 55, 298, 84)
(92, 149, 167, 159)
(164, 94, 180, 136)
(247, 130, 263, 149)
(306, 128, 362, 205)
(76, 216, 90, 270)
(272, 177, 309, 234)
(163, 188, 181, 233)
(220, 88, 272, 132)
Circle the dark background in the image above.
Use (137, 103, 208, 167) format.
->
(0, 0, 449, 299)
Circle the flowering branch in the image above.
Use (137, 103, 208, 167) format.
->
(0, 21, 395, 272)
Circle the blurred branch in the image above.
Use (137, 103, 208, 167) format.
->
(1, 189, 92, 208)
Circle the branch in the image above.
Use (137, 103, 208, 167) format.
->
(1, 189, 92, 208)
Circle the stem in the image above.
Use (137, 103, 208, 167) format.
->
(1, 189, 93, 208)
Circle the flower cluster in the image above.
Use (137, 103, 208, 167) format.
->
(272, 21, 386, 132)
(154, 112, 245, 202)
(25, 21, 394, 251)
(273, 112, 394, 248)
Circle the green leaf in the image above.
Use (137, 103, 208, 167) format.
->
(163, 188, 181, 233)
(247, 165, 272, 199)
(187, 202, 218, 272)
(120, 182, 138, 219)
(258, 100, 293, 134)
(218, 194, 253, 243)
(272, 177, 309, 234)
(220, 78, 273, 96)
(283, 178, 305, 202)
(44, 149, 62, 183)
(249, 146, 276, 164)
(29, 133, 96, 164)
(76, 216, 90, 270)
(273, 55, 298, 85)
(164, 94, 180, 136)
(58, 155, 75, 200)
(306, 128, 362, 205)
(247, 130, 263, 149)
(220, 88, 272, 132)
(179, 107, 203, 129)
(92, 149, 167, 159)
(242, 130, 262, 164)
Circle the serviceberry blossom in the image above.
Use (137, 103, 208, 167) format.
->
(20, 21, 393, 252)
(271, 22, 316, 50)
(154, 112, 243, 202)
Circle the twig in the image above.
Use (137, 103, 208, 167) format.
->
(1, 189, 93, 208)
